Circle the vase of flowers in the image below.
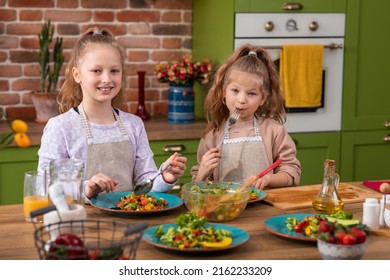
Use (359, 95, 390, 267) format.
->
(156, 56, 214, 123)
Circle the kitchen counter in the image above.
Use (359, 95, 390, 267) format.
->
(0, 117, 208, 147)
(1, 182, 389, 260)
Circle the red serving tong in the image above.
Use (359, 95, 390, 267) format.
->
(239, 159, 283, 191)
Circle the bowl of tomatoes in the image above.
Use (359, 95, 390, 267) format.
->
(181, 181, 249, 222)
(316, 220, 368, 260)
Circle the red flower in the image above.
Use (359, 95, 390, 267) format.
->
(156, 56, 215, 86)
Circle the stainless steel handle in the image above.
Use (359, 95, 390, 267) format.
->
(385, 120, 390, 128)
(384, 134, 390, 142)
(282, 2, 303, 10)
(163, 144, 185, 153)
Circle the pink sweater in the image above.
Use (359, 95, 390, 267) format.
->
(191, 117, 301, 186)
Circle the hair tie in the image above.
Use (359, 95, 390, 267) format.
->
(92, 30, 103, 36)
(248, 51, 257, 56)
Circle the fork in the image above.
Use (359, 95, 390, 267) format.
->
(217, 109, 241, 148)
(227, 109, 241, 127)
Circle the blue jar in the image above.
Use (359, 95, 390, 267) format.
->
(168, 83, 194, 123)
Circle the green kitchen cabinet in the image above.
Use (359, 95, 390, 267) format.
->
(149, 139, 200, 189)
(0, 146, 39, 205)
(291, 132, 341, 185)
(342, 0, 390, 132)
(341, 130, 390, 181)
(340, 0, 390, 181)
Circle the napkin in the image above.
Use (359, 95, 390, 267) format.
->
(362, 180, 390, 194)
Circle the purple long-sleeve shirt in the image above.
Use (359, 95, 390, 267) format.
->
(38, 108, 174, 192)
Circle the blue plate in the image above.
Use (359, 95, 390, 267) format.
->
(263, 213, 317, 242)
(90, 191, 183, 216)
(248, 188, 268, 203)
(143, 223, 249, 252)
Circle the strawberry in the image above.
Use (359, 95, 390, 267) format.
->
(349, 227, 367, 244)
(342, 234, 357, 245)
(336, 231, 347, 244)
(318, 220, 335, 233)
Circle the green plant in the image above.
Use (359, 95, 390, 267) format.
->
(38, 20, 64, 93)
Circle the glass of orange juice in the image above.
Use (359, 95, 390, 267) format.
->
(23, 170, 48, 222)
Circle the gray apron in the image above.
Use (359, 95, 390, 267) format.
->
(219, 118, 269, 184)
(78, 104, 134, 192)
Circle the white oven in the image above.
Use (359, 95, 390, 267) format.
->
(234, 13, 345, 133)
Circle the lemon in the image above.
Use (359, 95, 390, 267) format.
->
(11, 119, 28, 133)
(202, 237, 232, 248)
(14, 132, 31, 148)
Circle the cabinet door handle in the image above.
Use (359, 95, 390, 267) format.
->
(385, 134, 390, 142)
(282, 2, 303, 10)
(163, 144, 186, 153)
(385, 120, 390, 128)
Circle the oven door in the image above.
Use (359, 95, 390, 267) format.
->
(234, 38, 344, 133)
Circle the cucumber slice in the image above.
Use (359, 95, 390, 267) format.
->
(326, 217, 360, 225)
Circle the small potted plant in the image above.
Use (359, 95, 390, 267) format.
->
(30, 20, 64, 123)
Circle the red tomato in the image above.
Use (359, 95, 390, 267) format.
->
(294, 220, 309, 234)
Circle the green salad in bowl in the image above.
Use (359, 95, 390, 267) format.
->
(181, 181, 249, 222)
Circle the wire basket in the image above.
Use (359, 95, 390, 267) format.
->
(31, 206, 148, 260)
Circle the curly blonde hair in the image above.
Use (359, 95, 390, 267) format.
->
(203, 44, 286, 136)
(57, 27, 127, 113)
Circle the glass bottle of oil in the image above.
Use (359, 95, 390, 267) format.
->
(312, 159, 344, 214)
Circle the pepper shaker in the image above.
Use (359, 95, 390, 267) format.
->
(362, 198, 380, 230)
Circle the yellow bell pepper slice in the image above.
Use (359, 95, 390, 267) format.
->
(202, 237, 232, 248)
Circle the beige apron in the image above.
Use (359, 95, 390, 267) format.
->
(219, 118, 269, 184)
(78, 104, 134, 192)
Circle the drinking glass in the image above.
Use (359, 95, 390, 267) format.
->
(49, 158, 85, 205)
(23, 170, 48, 222)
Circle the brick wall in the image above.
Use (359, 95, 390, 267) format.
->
(0, 0, 193, 121)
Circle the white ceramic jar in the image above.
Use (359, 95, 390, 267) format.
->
(362, 198, 380, 230)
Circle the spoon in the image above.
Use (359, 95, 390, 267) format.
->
(133, 164, 172, 195)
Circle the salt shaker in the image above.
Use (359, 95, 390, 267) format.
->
(362, 198, 380, 230)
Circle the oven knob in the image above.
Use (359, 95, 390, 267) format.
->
(286, 19, 298, 31)
(309, 21, 319, 31)
(265, 21, 274, 32)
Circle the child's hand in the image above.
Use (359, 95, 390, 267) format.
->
(85, 173, 118, 198)
(161, 152, 187, 184)
(196, 148, 221, 181)
(245, 174, 271, 190)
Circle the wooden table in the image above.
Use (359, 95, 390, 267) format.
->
(1, 182, 389, 260)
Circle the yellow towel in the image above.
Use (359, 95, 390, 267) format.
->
(280, 44, 324, 108)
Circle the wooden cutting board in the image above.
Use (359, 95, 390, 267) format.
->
(263, 182, 382, 210)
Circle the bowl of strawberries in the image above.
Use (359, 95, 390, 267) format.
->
(316, 220, 368, 260)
